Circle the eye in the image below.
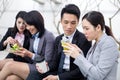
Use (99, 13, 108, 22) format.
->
(71, 21, 76, 25)
(18, 21, 22, 24)
(83, 26, 89, 30)
(64, 21, 68, 24)
(85, 27, 89, 30)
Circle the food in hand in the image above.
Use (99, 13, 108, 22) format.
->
(11, 43, 20, 51)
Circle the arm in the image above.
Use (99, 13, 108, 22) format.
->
(48, 36, 62, 71)
(0, 28, 15, 50)
(43, 32, 55, 62)
(74, 39, 119, 80)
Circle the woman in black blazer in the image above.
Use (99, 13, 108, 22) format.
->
(0, 11, 31, 63)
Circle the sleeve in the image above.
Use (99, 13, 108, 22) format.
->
(0, 28, 11, 50)
(44, 32, 55, 62)
(48, 36, 62, 71)
(74, 39, 119, 80)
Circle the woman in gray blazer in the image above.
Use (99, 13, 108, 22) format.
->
(63, 11, 119, 80)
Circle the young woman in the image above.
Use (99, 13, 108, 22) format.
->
(0, 11, 31, 69)
(63, 11, 119, 80)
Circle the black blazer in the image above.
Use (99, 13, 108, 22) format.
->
(48, 30, 91, 80)
(0, 28, 31, 63)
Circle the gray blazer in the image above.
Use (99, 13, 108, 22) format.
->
(74, 33, 119, 80)
(29, 30, 55, 63)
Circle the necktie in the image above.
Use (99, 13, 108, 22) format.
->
(58, 51, 65, 73)
(58, 36, 69, 73)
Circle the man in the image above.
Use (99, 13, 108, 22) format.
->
(40, 4, 91, 80)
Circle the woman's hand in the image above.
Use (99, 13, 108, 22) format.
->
(3, 37, 16, 46)
(63, 43, 81, 58)
(13, 47, 33, 58)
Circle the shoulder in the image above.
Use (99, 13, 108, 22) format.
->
(5, 27, 15, 35)
(7, 27, 14, 32)
(44, 30, 55, 39)
(45, 30, 53, 35)
(98, 34, 117, 49)
(55, 34, 63, 41)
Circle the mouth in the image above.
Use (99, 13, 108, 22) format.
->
(65, 30, 71, 33)
(85, 35, 88, 38)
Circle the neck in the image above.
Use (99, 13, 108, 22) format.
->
(95, 31, 103, 42)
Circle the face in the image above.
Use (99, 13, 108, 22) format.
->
(16, 17, 26, 33)
(26, 24, 38, 35)
(61, 13, 79, 36)
(82, 19, 98, 41)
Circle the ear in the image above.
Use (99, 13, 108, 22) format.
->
(96, 24, 101, 31)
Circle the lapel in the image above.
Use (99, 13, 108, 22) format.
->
(72, 30, 79, 44)
(29, 38, 34, 52)
(37, 35, 45, 54)
(58, 35, 64, 54)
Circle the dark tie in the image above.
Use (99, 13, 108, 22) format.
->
(58, 51, 65, 73)
(58, 36, 69, 73)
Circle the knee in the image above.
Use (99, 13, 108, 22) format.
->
(0, 59, 13, 70)
(6, 75, 23, 80)
(4, 61, 15, 70)
(6, 76, 14, 80)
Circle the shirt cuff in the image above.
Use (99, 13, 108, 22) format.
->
(32, 54, 35, 60)
(57, 75, 60, 80)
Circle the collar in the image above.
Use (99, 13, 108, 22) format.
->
(32, 32, 39, 38)
(64, 29, 76, 39)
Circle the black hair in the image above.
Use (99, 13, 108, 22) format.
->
(13, 11, 27, 34)
(61, 4, 80, 20)
(82, 11, 114, 37)
(24, 10, 45, 38)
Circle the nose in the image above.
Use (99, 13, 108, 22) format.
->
(66, 23, 72, 28)
(19, 23, 23, 26)
(20, 22, 25, 27)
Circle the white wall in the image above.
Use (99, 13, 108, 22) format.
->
(0, 0, 120, 39)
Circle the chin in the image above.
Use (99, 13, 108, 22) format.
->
(87, 38, 91, 41)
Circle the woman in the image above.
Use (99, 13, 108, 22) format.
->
(0, 10, 55, 80)
(0, 11, 31, 69)
(63, 11, 119, 80)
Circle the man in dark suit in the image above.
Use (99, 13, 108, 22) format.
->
(39, 4, 91, 80)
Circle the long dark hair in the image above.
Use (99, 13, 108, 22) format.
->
(82, 11, 114, 37)
(12, 11, 28, 34)
(24, 10, 45, 38)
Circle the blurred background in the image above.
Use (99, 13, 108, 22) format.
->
(0, 0, 120, 80)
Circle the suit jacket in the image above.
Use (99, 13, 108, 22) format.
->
(48, 30, 91, 80)
(0, 27, 31, 63)
(74, 33, 119, 80)
(29, 30, 55, 63)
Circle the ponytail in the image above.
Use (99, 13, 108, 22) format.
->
(104, 25, 114, 38)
